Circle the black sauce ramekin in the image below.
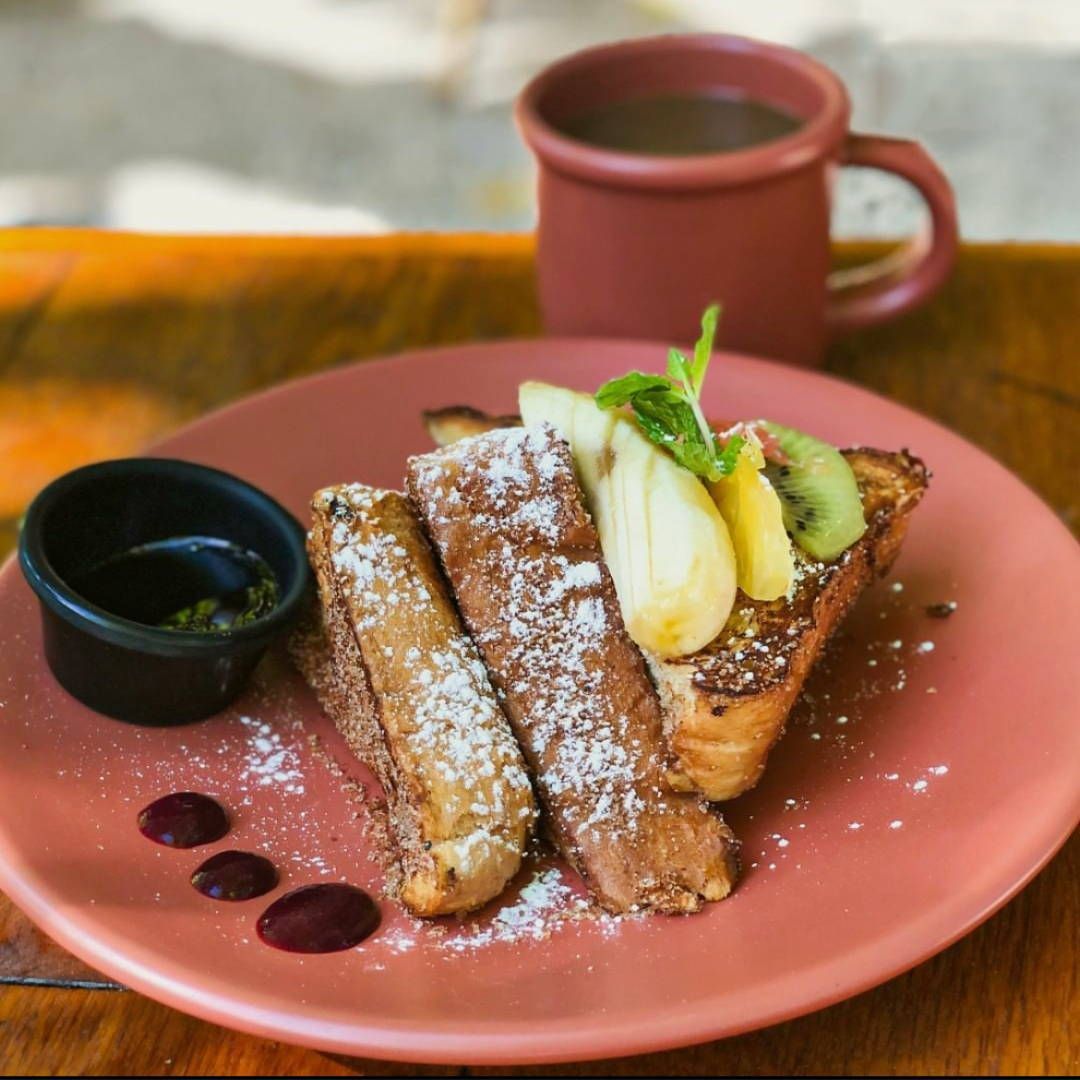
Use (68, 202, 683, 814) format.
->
(18, 458, 311, 726)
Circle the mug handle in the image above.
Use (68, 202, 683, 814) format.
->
(826, 133, 959, 337)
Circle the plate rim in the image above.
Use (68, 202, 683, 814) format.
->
(0, 337, 1077, 1065)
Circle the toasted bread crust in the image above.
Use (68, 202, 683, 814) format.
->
(408, 426, 739, 914)
(422, 406, 520, 448)
(651, 449, 929, 800)
(296, 485, 535, 916)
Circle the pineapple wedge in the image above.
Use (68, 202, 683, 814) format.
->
(520, 382, 736, 658)
(709, 436, 795, 602)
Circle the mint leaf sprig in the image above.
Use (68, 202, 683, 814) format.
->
(594, 304, 744, 482)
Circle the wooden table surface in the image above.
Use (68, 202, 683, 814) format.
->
(0, 231, 1076, 1077)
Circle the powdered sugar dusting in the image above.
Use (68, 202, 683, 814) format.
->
(442, 867, 579, 951)
(384, 862, 636, 955)
(313, 483, 534, 880)
(412, 427, 650, 842)
(238, 715, 304, 794)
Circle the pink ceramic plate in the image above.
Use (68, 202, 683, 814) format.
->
(0, 341, 1076, 1066)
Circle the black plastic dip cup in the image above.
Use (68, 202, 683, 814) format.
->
(18, 458, 310, 726)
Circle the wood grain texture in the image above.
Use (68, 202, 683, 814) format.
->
(0, 900, 111, 988)
(0, 230, 1076, 1076)
(0, 985, 460, 1077)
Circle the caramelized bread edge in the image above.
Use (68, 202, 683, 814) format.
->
(654, 449, 929, 801)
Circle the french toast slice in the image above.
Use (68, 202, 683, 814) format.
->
(294, 483, 535, 916)
(407, 425, 740, 914)
(420, 407, 928, 801)
(650, 448, 928, 800)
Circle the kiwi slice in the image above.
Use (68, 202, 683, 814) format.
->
(760, 421, 866, 561)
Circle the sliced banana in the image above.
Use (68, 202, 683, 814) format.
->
(520, 381, 736, 657)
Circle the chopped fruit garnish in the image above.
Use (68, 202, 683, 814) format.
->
(520, 381, 736, 657)
(760, 421, 867, 561)
(709, 434, 795, 601)
(714, 420, 791, 466)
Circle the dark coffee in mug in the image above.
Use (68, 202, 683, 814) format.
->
(558, 93, 803, 157)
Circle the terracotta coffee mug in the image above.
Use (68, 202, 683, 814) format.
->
(516, 34, 959, 366)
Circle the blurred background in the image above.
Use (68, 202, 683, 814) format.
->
(3, 0, 1079, 239)
(2, 0, 1079, 549)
